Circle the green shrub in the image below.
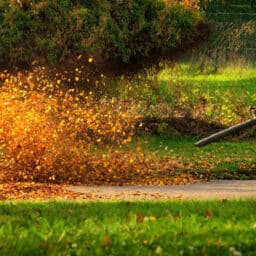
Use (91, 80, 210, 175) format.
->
(0, 0, 205, 68)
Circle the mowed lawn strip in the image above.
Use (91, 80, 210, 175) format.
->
(0, 200, 256, 255)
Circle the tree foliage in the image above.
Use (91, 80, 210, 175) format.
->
(0, 0, 204, 68)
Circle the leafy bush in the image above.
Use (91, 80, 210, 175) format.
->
(101, 0, 202, 63)
(0, 0, 205, 68)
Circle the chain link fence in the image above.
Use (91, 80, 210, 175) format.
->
(187, 9, 256, 67)
(207, 12, 256, 22)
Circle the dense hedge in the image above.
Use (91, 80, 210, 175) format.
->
(0, 0, 204, 68)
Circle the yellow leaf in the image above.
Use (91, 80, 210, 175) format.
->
(29, 83, 35, 90)
(149, 216, 156, 221)
(136, 146, 142, 152)
(155, 246, 163, 254)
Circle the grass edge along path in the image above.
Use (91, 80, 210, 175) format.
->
(0, 200, 256, 255)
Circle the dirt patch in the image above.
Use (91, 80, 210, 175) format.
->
(140, 116, 227, 137)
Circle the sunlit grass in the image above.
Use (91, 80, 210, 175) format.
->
(125, 62, 256, 126)
(134, 135, 256, 179)
(158, 64, 256, 94)
(0, 200, 256, 255)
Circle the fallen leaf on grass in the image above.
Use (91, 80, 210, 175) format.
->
(155, 245, 163, 254)
(205, 210, 213, 218)
(144, 216, 156, 221)
(137, 214, 144, 223)
(173, 214, 180, 221)
(102, 237, 112, 246)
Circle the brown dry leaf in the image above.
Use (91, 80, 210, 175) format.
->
(0, 182, 83, 200)
(137, 214, 144, 223)
(205, 210, 213, 218)
(102, 237, 112, 246)
(173, 214, 181, 221)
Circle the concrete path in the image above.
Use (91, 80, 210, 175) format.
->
(66, 180, 256, 200)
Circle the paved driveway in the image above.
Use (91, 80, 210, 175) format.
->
(66, 180, 256, 200)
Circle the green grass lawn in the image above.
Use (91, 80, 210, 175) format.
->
(125, 63, 256, 127)
(158, 64, 256, 97)
(134, 135, 256, 179)
(1, 200, 256, 255)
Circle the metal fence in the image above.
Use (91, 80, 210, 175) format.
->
(207, 12, 256, 22)
(191, 11, 256, 66)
